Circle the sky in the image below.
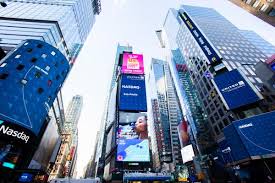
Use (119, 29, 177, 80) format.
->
(61, 0, 275, 177)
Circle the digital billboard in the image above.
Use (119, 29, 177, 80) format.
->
(119, 75, 147, 112)
(179, 10, 222, 65)
(223, 111, 275, 162)
(117, 113, 149, 162)
(0, 40, 69, 135)
(177, 119, 190, 148)
(118, 113, 148, 139)
(121, 53, 144, 75)
(213, 69, 263, 110)
(117, 139, 150, 162)
(181, 145, 195, 164)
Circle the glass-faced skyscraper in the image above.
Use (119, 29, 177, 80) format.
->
(163, 5, 274, 139)
(148, 58, 183, 172)
(161, 5, 275, 182)
(0, 0, 101, 65)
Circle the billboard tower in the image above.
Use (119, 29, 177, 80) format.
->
(0, 40, 69, 181)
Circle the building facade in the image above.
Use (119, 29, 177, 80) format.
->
(49, 95, 83, 180)
(0, 0, 101, 65)
(228, 0, 275, 26)
(148, 58, 183, 172)
(0, 40, 69, 182)
(161, 4, 275, 182)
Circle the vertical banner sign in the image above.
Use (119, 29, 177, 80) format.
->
(179, 10, 222, 65)
(122, 53, 144, 75)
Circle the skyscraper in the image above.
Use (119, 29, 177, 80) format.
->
(0, 40, 69, 181)
(49, 95, 83, 180)
(148, 58, 183, 172)
(161, 5, 275, 181)
(0, 0, 101, 65)
(228, 0, 275, 26)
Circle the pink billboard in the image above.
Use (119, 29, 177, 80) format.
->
(121, 53, 144, 75)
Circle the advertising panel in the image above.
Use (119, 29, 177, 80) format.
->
(119, 75, 147, 112)
(117, 113, 149, 162)
(177, 119, 190, 148)
(223, 111, 275, 162)
(179, 10, 222, 65)
(176, 165, 189, 182)
(213, 69, 263, 110)
(121, 53, 144, 75)
(117, 139, 150, 162)
(118, 113, 148, 139)
(181, 145, 195, 164)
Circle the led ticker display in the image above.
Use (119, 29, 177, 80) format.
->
(121, 53, 144, 75)
(179, 10, 222, 65)
(119, 75, 147, 112)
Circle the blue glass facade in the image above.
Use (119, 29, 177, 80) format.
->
(0, 39, 69, 136)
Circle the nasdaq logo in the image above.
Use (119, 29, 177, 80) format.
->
(0, 121, 30, 143)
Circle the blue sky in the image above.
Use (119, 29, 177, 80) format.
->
(61, 0, 275, 177)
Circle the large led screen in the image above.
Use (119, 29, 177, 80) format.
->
(117, 139, 150, 162)
(179, 10, 222, 65)
(117, 113, 150, 162)
(223, 111, 275, 162)
(177, 119, 190, 148)
(121, 53, 144, 75)
(119, 75, 147, 111)
(213, 69, 262, 110)
(118, 113, 148, 139)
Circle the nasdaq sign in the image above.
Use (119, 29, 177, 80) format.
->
(179, 10, 222, 65)
(213, 69, 262, 110)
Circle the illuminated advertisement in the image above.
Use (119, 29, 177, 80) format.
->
(179, 10, 222, 65)
(213, 69, 263, 110)
(18, 173, 33, 182)
(0, 40, 69, 135)
(176, 165, 189, 182)
(117, 113, 150, 162)
(177, 119, 190, 148)
(181, 145, 195, 164)
(117, 139, 150, 162)
(119, 75, 147, 111)
(121, 53, 144, 75)
(223, 111, 275, 162)
(118, 113, 148, 139)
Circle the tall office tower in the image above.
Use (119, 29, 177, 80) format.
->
(84, 132, 100, 178)
(228, 0, 275, 26)
(162, 5, 275, 182)
(64, 95, 83, 135)
(239, 30, 275, 57)
(49, 95, 83, 180)
(0, 0, 101, 64)
(148, 58, 183, 172)
(0, 40, 69, 182)
(93, 44, 132, 179)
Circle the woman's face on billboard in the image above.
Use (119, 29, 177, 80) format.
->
(135, 116, 147, 133)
